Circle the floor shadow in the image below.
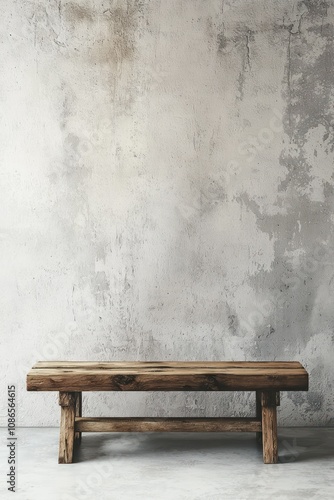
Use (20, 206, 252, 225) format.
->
(75, 432, 259, 462)
(74, 428, 334, 464)
(277, 428, 334, 463)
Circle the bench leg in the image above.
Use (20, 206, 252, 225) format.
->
(256, 390, 262, 444)
(261, 391, 278, 464)
(58, 392, 76, 464)
(74, 392, 82, 444)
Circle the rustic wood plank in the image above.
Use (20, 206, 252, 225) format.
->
(75, 417, 262, 433)
(26, 361, 309, 392)
(58, 392, 76, 464)
(27, 373, 308, 392)
(74, 392, 82, 444)
(261, 391, 278, 464)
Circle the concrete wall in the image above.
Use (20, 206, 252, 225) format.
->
(1, 0, 333, 426)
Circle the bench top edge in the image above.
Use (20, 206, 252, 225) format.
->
(31, 360, 307, 369)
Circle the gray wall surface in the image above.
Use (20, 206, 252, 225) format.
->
(1, 0, 333, 426)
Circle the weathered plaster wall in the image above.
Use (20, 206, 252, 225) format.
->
(1, 0, 333, 426)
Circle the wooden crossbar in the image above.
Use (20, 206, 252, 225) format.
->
(75, 417, 262, 433)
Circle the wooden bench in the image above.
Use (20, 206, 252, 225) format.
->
(26, 361, 308, 464)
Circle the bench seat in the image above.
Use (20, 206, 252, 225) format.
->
(27, 361, 308, 391)
(26, 361, 309, 465)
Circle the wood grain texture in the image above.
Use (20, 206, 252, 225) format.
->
(74, 392, 82, 444)
(75, 417, 262, 433)
(27, 361, 309, 392)
(261, 391, 278, 464)
(58, 392, 76, 464)
(256, 390, 262, 444)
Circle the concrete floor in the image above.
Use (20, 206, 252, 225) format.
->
(1, 428, 333, 500)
